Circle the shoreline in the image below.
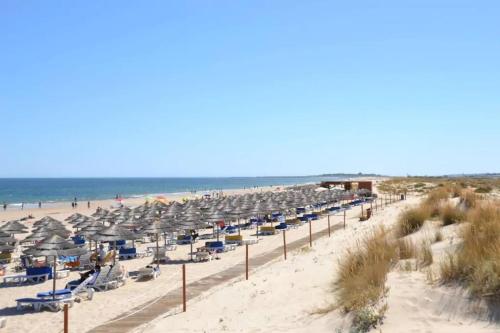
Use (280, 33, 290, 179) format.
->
(0, 183, 297, 222)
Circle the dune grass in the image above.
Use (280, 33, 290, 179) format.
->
(419, 242, 433, 267)
(335, 228, 397, 312)
(397, 238, 417, 259)
(440, 203, 465, 226)
(440, 202, 500, 297)
(460, 190, 478, 209)
(396, 206, 429, 237)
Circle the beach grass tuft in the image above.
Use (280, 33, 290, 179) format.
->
(396, 207, 429, 237)
(440, 202, 500, 297)
(335, 227, 397, 312)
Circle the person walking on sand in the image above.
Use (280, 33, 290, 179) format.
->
(21, 202, 24, 210)
(38, 201, 42, 208)
(71, 202, 75, 209)
(87, 201, 90, 209)
(3, 202, 6, 211)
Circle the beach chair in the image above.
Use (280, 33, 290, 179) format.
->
(259, 226, 277, 236)
(37, 273, 97, 300)
(176, 235, 195, 245)
(274, 223, 288, 230)
(2, 269, 50, 285)
(194, 251, 212, 262)
(16, 297, 74, 312)
(71, 235, 86, 246)
(151, 248, 170, 264)
(118, 247, 137, 260)
(242, 238, 258, 245)
(205, 241, 225, 253)
(91, 265, 126, 291)
(224, 235, 243, 245)
(137, 266, 161, 280)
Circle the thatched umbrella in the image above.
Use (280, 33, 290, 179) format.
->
(0, 231, 16, 244)
(0, 220, 28, 235)
(140, 221, 175, 268)
(90, 224, 142, 264)
(24, 235, 87, 300)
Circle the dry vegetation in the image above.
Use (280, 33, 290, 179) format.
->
(440, 203, 465, 226)
(397, 207, 429, 237)
(335, 228, 397, 312)
(440, 202, 500, 297)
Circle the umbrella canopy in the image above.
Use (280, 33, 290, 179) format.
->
(33, 216, 61, 227)
(0, 220, 28, 234)
(24, 234, 87, 257)
(0, 244, 15, 251)
(24, 234, 87, 300)
(0, 231, 17, 243)
(90, 224, 142, 242)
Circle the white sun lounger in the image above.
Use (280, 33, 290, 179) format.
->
(16, 297, 74, 312)
(137, 266, 161, 280)
(3, 273, 49, 285)
(194, 251, 212, 262)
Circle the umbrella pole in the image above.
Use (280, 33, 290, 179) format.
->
(156, 233, 159, 269)
(53, 255, 57, 301)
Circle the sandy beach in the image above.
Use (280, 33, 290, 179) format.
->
(1, 180, 498, 333)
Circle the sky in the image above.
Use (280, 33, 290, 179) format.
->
(0, 1, 499, 177)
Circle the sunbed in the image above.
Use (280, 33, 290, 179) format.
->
(224, 235, 243, 245)
(2, 267, 50, 285)
(137, 266, 161, 280)
(176, 235, 195, 245)
(194, 251, 212, 262)
(16, 297, 74, 312)
(118, 247, 137, 260)
(37, 273, 97, 300)
(259, 226, 277, 235)
(151, 248, 170, 264)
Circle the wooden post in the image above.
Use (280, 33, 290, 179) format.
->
(182, 264, 186, 312)
(309, 221, 312, 247)
(327, 214, 331, 237)
(245, 244, 249, 280)
(343, 210, 346, 229)
(64, 304, 68, 333)
(283, 230, 287, 260)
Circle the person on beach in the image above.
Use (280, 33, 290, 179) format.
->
(38, 201, 41, 208)
(21, 202, 24, 210)
(2, 203, 6, 211)
(97, 244, 107, 264)
(87, 201, 90, 209)
(71, 202, 75, 209)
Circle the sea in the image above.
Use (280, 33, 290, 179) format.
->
(0, 176, 343, 207)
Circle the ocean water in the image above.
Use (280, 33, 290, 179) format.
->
(0, 177, 341, 205)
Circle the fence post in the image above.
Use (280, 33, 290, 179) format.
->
(182, 264, 186, 312)
(64, 304, 68, 333)
(245, 244, 249, 280)
(283, 230, 287, 260)
(343, 210, 346, 229)
(309, 221, 312, 247)
(327, 214, 331, 237)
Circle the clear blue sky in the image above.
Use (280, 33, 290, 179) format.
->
(1, 1, 499, 177)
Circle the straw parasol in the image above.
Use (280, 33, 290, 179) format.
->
(24, 234, 87, 300)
